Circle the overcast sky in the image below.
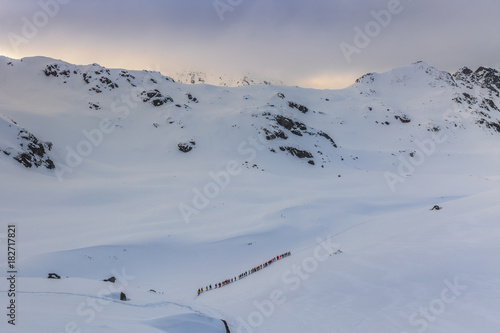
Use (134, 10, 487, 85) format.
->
(1, 0, 499, 89)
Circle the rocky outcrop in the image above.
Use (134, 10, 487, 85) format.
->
(288, 101, 309, 113)
(140, 89, 174, 107)
(178, 141, 196, 153)
(1, 115, 55, 170)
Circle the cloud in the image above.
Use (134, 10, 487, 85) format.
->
(0, 0, 499, 89)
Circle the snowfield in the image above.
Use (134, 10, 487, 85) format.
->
(1, 56, 500, 332)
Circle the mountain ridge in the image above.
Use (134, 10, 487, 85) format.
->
(1, 55, 500, 180)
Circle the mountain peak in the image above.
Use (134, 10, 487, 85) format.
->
(453, 65, 500, 96)
(353, 61, 456, 92)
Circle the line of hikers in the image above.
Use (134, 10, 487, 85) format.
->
(197, 251, 291, 296)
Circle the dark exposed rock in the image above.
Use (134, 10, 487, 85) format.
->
(43, 64, 72, 78)
(178, 144, 192, 153)
(431, 205, 442, 211)
(275, 115, 294, 130)
(82, 73, 90, 84)
(71, 68, 120, 91)
(45, 158, 55, 169)
(355, 73, 375, 84)
(89, 102, 101, 110)
(140, 89, 173, 107)
(263, 127, 288, 140)
(13, 151, 55, 169)
(454, 66, 500, 97)
(14, 153, 33, 168)
(100, 76, 118, 89)
(186, 93, 198, 103)
(462, 93, 477, 105)
(119, 70, 135, 79)
(477, 119, 500, 132)
(482, 98, 499, 112)
(395, 115, 411, 123)
(120, 292, 127, 301)
(104, 277, 116, 283)
(178, 141, 196, 153)
(44, 65, 58, 77)
(275, 115, 307, 134)
(317, 131, 338, 148)
(428, 125, 440, 132)
(475, 67, 500, 96)
(288, 101, 309, 113)
(48, 273, 61, 279)
(459, 67, 473, 76)
(261, 114, 338, 153)
(8, 128, 56, 170)
(279, 146, 313, 159)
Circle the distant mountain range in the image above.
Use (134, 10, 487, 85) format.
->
(172, 70, 285, 87)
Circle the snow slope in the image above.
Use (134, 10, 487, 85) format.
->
(1, 56, 500, 332)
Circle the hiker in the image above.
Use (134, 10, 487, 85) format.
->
(209, 284, 212, 290)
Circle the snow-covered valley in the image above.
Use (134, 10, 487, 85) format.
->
(1, 55, 500, 332)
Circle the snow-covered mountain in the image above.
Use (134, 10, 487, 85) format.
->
(1, 56, 500, 333)
(172, 70, 284, 87)
(2, 57, 500, 175)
